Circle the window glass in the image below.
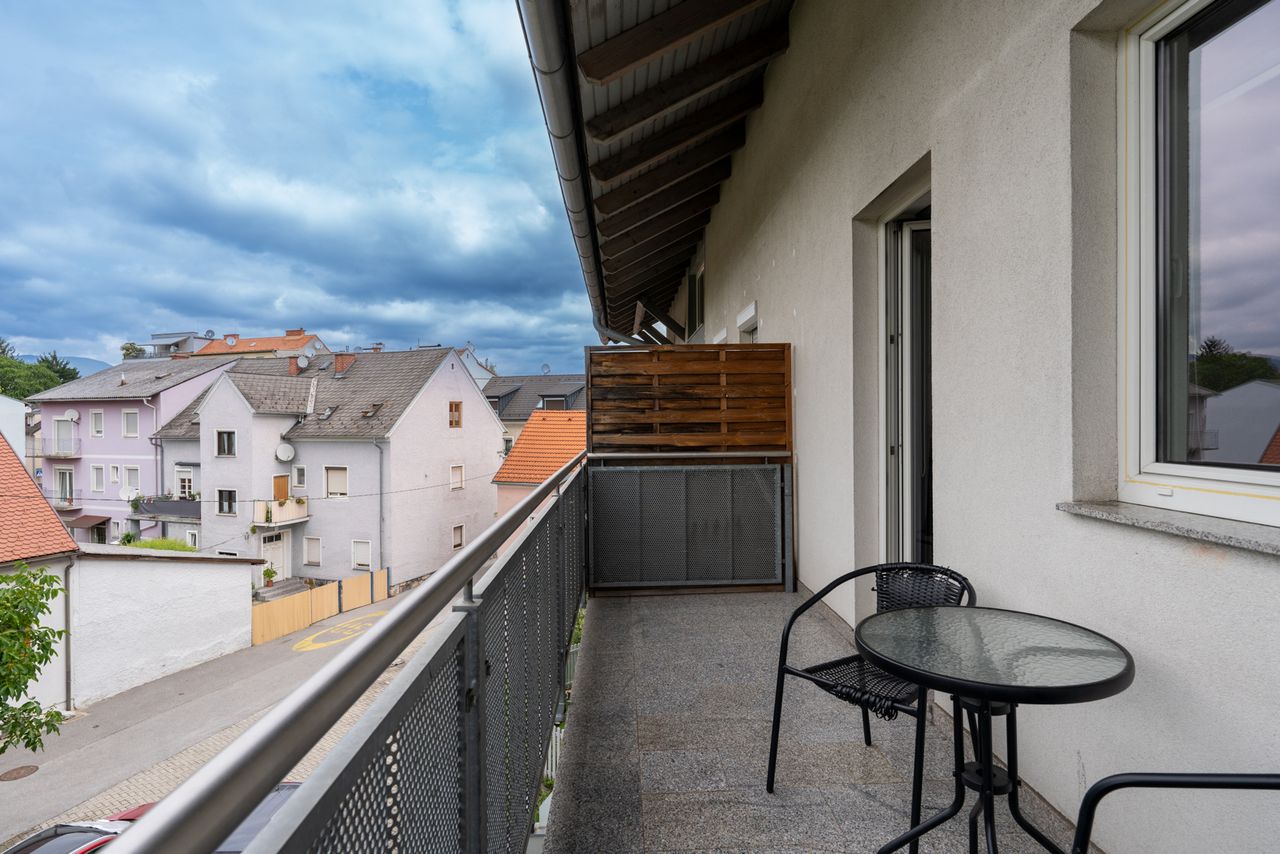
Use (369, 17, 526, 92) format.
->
(449, 400, 463, 428)
(325, 466, 349, 497)
(1158, 0, 1280, 470)
(91, 466, 104, 492)
(452, 525, 464, 549)
(216, 430, 236, 456)
(450, 464, 464, 489)
(122, 410, 139, 437)
(352, 539, 372, 568)
(541, 396, 566, 410)
(90, 410, 104, 437)
(292, 465, 306, 489)
(186, 530, 199, 548)
(125, 466, 140, 491)
(176, 468, 194, 498)
(217, 489, 237, 515)
(304, 536, 322, 565)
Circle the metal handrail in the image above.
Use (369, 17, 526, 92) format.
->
(112, 451, 587, 853)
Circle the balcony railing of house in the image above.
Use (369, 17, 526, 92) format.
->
(42, 488, 82, 508)
(34, 438, 82, 458)
(253, 497, 309, 526)
(133, 497, 202, 520)
(110, 343, 794, 853)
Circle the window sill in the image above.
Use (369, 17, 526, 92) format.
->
(1056, 501, 1280, 557)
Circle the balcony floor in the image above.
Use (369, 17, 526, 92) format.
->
(546, 591, 1086, 853)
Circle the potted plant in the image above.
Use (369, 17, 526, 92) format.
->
(294, 496, 306, 505)
(262, 566, 277, 588)
(277, 498, 287, 507)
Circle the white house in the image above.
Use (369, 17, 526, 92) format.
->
(158, 348, 505, 588)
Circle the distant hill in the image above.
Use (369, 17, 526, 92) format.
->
(18, 354, 112, 376)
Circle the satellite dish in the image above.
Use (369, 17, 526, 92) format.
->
(275, 442, 296, 462)
(118, 486, 139, 501)
(303, 342, 318, 358)
(297, 355, 310, 369)
(204, 329, 215, 338)
(541, 363, 551, 375)
(64, 409, 80, 422)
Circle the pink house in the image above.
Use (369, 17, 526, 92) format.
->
(28, 356, 236, 543)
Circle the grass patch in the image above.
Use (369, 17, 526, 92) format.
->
(124, 537, 198, 552)
(571, 607, 585, 645)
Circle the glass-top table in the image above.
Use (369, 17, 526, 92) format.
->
(855, 606, 1135, 854)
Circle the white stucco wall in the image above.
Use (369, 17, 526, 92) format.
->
(2, 557, 71, 711)
(69, 547, 253, 706)
(0, 394, 25, 462)
(289, 440, 382, 580)
(682, 1, 1280, 851)
(387, 351, 504, 584)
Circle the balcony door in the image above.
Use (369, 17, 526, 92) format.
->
(55, 467, 75, 504)
(885, 219, 933, 563)
(53, 418, 74, 455)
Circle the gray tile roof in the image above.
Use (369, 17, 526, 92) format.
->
(154, 388, 209, 439)
(229, 373, 315, 415)
(482, 374, 586, 423)
(28, 357, 236, 402)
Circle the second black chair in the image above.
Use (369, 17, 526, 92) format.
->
(766, 562, 976, 853)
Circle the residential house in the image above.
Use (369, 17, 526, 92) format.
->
(27, 356, 237, 545)
(455, 342, 499, 387)
(482, 373, 585, 450)
(194, 328, 330, 359)
(515, 0, 1280, 850)
(142, 330, 217, 358)
(0, 393, 24, 468)
(492, 410, 586, 517)
(162, 348, 503, 588)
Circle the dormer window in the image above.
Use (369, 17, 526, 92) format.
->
(487, 397, 501, 412)
(540, 396, 566, 411)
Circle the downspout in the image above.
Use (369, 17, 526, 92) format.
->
(144, 398, 160, 537)
(515, 0, 643, 346)
(375, 439, 386, 585)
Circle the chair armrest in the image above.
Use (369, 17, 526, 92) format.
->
(1071, 772, 1280, 853)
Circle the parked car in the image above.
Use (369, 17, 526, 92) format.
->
(106, 782, 300, 852)
(0, 821, 129, 854)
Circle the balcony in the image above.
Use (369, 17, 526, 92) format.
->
(131, 497, 202, 522)
(253, 497, 309, 526)
(43, 487, 82, 510)
(34, 437, 82, 458)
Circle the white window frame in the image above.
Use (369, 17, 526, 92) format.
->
(450, 464, 465, 490)
(452, 524, 464, 550)
(90, 464, 105, 493)
(1118, 0, 1280, 525)
(89, 409, 104, 438)
(124, 465, 141, 495)
(174, 466, 194, 499)
(111, 520, 123, 540)
(324, 465, 349, 498)
(292, 465, 306, 490)
(351, 539, 372, 569)
(304, 536, 322, 566)
(186, 530, 199, 548)
(121, 409, 140, 438)
(736, 300, 759, 343)
(215, 430, 237, 457)
(109, 464, 120, 483)
(216, 488, 237, 516)
(448, 400, 463, 428)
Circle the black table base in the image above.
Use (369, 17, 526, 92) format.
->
(877, 695, 1066, 854)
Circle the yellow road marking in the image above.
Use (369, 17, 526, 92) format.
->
(293, 611, 387, 651)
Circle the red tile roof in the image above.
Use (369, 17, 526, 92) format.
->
(1260, 424, 1280, 466)
(196, 332, 320, 355)
(493, 411, 586, 485)
(0, 435, 77, 564)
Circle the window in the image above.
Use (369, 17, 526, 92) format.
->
(217, 550, 239, 557)
(304, 536, 322, 566)
(450, 464, 464, 490)
(449, 400, 462, 428)
(175, 467, 194, 499)
(488, 396, 501, 412)
(292, 465, 306, 489)
(124, 466, 140, 494)
(217, 489, 237, 515)
(90, 465, 105, 493)
(216, 430, 236, 457)
(111, 520, 122, 540)
(1121, 0, 1280, 525)
(540, 396, 566, 411)
(352, 539, 372, 569)
(121, 409, 140, 438)
(324, 466, 349, 498)
(109, 464, 120, 483)
(503, 436, 513, 455)
(186, 530, 199, 548)
(737, 300, 759, 343)
(452, 524, 464, 550)
(90, 409, 104, 438)
(686, 269, 705, 338)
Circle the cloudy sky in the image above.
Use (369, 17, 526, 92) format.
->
(0, 1, 593, 373)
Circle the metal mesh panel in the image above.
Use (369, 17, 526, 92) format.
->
(589, 465, 786, 588)
(560, 471, 586, 647)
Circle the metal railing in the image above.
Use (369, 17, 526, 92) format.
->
(111, 452, 586, 854)
(42, 487, 82, 507)
(34, 438, 82, 458)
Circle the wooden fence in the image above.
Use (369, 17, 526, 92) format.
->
(586, 344, 792, 455)
(251, 570, 392, 646)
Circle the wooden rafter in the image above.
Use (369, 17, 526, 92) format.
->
(590, 80, 763, 184)
(601, 217, 708, 275)
(586, 26, 788, 143)
(604, 253, 692, 294)
(594, 124, 745, 216)
(577, 0, 772, 85)
(599, 188, 719, 259)
(596, 158, 731, 238)
(641, 301, 686, 341)
(607, 269, 685, 305)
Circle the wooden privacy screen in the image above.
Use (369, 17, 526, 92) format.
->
(586, 344, 792, 454)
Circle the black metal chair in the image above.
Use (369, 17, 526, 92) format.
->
(766, 562, 975, 851)
(1069, 772, 1280, 853)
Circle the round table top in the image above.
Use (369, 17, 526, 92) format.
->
(855, 606, 1135, 704)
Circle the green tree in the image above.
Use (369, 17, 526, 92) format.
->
(1193, 338, 1280, 393)
(35, 352, 78, 384)
(0, 358, 62, 399)
(0, 561, 66, 755)
(120, 342, 146, 360)
(0, 337, 15, 360)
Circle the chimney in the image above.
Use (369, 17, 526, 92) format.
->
(170, 353, 190, 360)
(288, 356, 301, 376)
(285, 328, 306, 337)
(370, 342, 384, 353)
(334, 353, 356, 376)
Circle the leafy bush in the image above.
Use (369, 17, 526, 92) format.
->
(0, 561, 66, 754)
(123, 537, 197, 552)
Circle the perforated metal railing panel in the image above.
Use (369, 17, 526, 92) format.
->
(588, 465, 786, 588)
(245, 468, 586, 854)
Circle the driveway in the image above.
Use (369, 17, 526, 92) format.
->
(0, 595, 449, 845)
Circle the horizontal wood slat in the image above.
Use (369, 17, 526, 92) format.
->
(586, 344, 792, 456)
